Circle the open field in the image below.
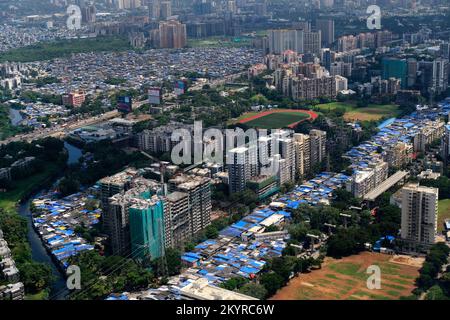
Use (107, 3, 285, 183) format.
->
(235, 109, 318, 129)
(0, 162, 61, 214)
(0, 36, 131, 63)
(187, 36, 252, 48)
(314, 102, 400, 121)
(438, 199, 450, 233)
(271, 252, 421, 300)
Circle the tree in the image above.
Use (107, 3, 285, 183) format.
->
(260, 273, 284, 296)
(238, 283, 268, 299)
(326, 227, 369, 258)
(19, 262, 54, 293)
(163, 248, 182, 276)
(58, 176, 80, 197)
(425, 285, 449, 300)
(220, 277, 248, 290)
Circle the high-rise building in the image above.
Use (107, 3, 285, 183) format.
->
(316, 19, 334, 47)
(129, 195, 165, 260)
(149, 0, 161, 19)
(273, 132, 295, 183)
(303, 31, 321, 55)
(346, 160, 388, 198)
(160, 1, 172, 19)
(309, 129, 327, 169)
(158, 20, 187, 48)
(267, 29, 303, 54)
(335, 75, 348, 92)
(382, 58, 408, 89)
(440, 42, 450, 60)
(407, 58, 418, 88)
(168, 174, 212, 236)
(106, 177, 161, 256)
(81, 3, 96, 24)
(418, 58, 449, 95)
(291, 75, 336, 101)
(441, 124, 450, 165)
(293, 133, 311, 177)
(400, 183, 438, 251)
(163, 191, 191, 248)
(227, 146, 258, 193)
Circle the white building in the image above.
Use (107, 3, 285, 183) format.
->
(400, 183, 438, 252)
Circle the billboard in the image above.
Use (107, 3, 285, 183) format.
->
(174, 80, 187, 96)
(117, 96, 133, 113)
(148, 87, 162, 105)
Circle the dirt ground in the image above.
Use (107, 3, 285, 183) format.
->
(270, 252, 421, 300)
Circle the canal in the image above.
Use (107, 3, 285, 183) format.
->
(17, 142, 83, 300)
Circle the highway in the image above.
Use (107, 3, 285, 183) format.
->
(0, 98, 152, 146)
(0, 110, 120, 145)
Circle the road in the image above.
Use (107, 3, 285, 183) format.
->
(3, 98, 151, 145)
(188, 72, 246, 91)
(0, 110, 120, 145)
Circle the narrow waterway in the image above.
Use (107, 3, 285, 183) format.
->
(17, 142, 83, 300)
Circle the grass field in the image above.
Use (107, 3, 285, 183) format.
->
(314, 102, 400, 121)
(0, 36, 131, 63)
(438, 199, 450, 233)
(0, 163, 61, 214)
(187, 36, 252, 48)
(271, 252, 421, 300)
(244, 112, 310, 129)
(234, 109, 317, 129)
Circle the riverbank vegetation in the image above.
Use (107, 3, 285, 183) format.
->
(0, 138, 67, 298)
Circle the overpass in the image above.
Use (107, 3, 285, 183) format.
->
(363, 171, 409, 201)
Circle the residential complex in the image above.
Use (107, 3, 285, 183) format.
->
(400, 183, 438, 251)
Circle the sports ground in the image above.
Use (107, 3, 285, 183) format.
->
(314, 102, 400, 121)
(235, 109, 318, 129)
(271, 252, 422, 300)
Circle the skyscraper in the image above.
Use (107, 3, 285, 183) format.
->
(316, 19, 334, 47)
(129, 195, 165, 261)
(106, 177, 161, 256)
(382, 58, 408, 89)
(400, 183, 438, 251)
(168, 174, 212, 236)
(293, 133, 311, 177)
(303, 31, 322, 55)
(227, 146, 258, 193)
(309, 129, 327, 169)
(159, 20, 187, 48)
(160, 1, 172, 19)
